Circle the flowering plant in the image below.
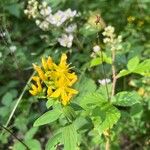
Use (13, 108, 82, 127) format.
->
(0, 0, 150, 150)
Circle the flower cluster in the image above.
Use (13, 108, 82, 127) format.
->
(102, 26, 122, 51)
(29, 53, 78, 105)
(25, 1, 77, 30)
(24, 0, 39, 18)
(24, 1, 77, 48)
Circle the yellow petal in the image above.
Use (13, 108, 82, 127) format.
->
(31, 84, 37, 91)
(50, 88, 61, 98)
(37, 80, 42, 92)
(66, 87, 78, 94)
(60, 53, 67, 67)
(29, 90, 37, 96)
(42, 57, 48, 70)
(67, 73, 77, 86)
(33, 64, 47, 81)
(47, 86, 52, 96)
(62, 99, 67, 106)
(47, 57, 53, 69)
(61, 90, 68, 105)
(32, 76, 40, 82)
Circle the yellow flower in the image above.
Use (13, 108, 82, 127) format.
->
(42, 57, 48, 71)
(29, 76, 42, 95)
(33, 64, 47, 81)
(50, 76, 78, 105)
(29, 53, 78, 105)
(47, 56, 53, 69)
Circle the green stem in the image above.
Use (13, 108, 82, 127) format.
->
(4, 71, 35, 128)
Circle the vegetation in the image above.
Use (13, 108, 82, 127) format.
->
(0, 0, 150, 150)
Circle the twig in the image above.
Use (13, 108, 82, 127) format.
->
(111, 49, 117, 99)
(104, 130, 110, 150)
(0, 124, 30, 150)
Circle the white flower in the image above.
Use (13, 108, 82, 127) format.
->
(9, 45, 17, 52)
(47, 9, 77, 27)
(24, 0, 39, 18)
(48, 10, 68, 27)
(35, 19, 40, 25)
(38, 20, 49, 30)
(65, 8, 77, 18)
(0, 32, 6, 37)
(93, 45, 100, 53)
(40, 6, 52, 16)
(103, 38, 110, 44)
(98, 78, 111, 85)
(58, 34, 74, 48)
(42, 1, 48, 7)
(103, 25, 115, 38)
(65, 24, 77, 33)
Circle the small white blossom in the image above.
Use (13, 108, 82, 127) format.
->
(93, 45, 101, 53)
(65, 8, 77, 18)
(102, 25, 115, 37)
(38, 20, 49, 30)
(103, 25, 122, 51)
(40, 6, 52, 16)
(48, 10, 68, 27)
(47, 9, 77, 27)
(98, 78, 111, 85)
(24, 0, 39, 18)
(35, 19, 40, 25)
(117, 35, 122, 43)
(0, 32, 6, 37)
(65, 24, 77, 33)
(58, 34, 74, 48)
(42, 1, 48, 7)
(9, 45, 17, 52)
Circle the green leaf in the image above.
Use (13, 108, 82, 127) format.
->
(24, 127, 38, 141)
(127, 56, 139, 71)
(63, 106, 76, 122)
(90, 57, 102, 67)
(46, 99, 54, 109)
(80, 23, 98, 36)
(13, 142, 26, 150)
(133, 59, 150, 76)
(46, 133, 62, 150)
(25, 139, 41, 150)
(90, 53, 112, 67)
(112, 91, 141, 107)
(79, 92, 106, 109)
(74, 77, 97, 103)
(62, 124, 77, 150)
(70, 103, 83, 111)
(5, 3, 22, 18)
(13, 140, 41, 150)
(2, 92, 13, 106)
(103, 52, 112, 64)
(92, 103, 120, 134)
(117, 69, 131, 78)
(33, 108, 62, 127)
(96, 84, 112, 100)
